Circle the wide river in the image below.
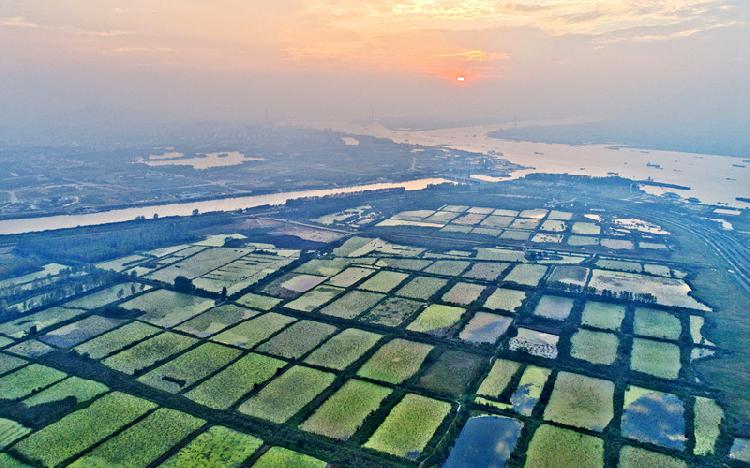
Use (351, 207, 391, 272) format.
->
(308, 122, 750, 209)
(0, 178, 451, 236)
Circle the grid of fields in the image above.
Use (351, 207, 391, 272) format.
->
(0, 219, 732, 467)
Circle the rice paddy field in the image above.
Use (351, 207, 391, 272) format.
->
(0, 206, 738, 467)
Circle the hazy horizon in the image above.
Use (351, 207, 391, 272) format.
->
(1, 1, 749, 148)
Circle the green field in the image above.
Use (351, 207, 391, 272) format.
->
(102, 332, 197, 376)
(619, 446, 686, 468)
(510, 365, 551, 416)
(0, 418, 30, 450)
(186, 353, 286, 409)
(630, 338, 681, 379)
(525, 424, 604, 468)
(239, 365, 335, 423)
(504, 264, 547, 287)
(406, 304, 464, 336)
(212, 313, 296, 349)
(40, 315, 124, 349)
(304, 328, 382, 370)
(580, 301, 625, 331)
(357, 339, 433, 384)
(253, 446, 326, 468)
(235, 292, 281, 310)
(633, 307, 682, 340)
(0, 306, 86, 339)
(477, 358, 521, 399)
(364, 393, 451, 459)
(0, 364, 67, 400)
(68, 408, 204, 467)
(175, 304, 259, 338)
(396, 276, 448, 300)
(74, 321, 161, 359)
(327, 266, 376, 288)
(300, 379, 391, 439)
(255, 320, 337, 359)
(570, 329, 619, 365)
(359, 271, 409, 293)
(21, 376, 107, 410)
(13, 392, 156, 467)
(120, 289, 214, 327)
(320, 290, 385, 319)
(423, 260, 471, 276)
(284, 285, 345, 312)
(161, 425, 263, 467)
(441, 282, 485, 306)
(483, 288, 527, 313)
(463, 262, 508, 281)
(359, 297, 424, 327)
(543, 372, 614, 431)
(694, 396, 723, 456)
(417, 350, 485, 397)
(138, 342, 240, 393)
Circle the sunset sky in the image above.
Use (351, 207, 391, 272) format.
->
(1, 1, 748, 131)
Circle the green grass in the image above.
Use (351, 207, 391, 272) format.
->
(253, 446, 326, 468)
(571, 222, 601, 235)
(483, 288, 527, 313)
(0, 353, 26, 376)
(138, 342, 241, 393)
(359, 297, 424, 327)
(120, 289, 214, 327)
(186, 353, 286, 410)
(40, 315, 125, 349)
(0, 306, 86, 339)
(284, 285, 345, 312)
(504, 264, 547, 287)
(359, 271, 409, 293)
(396, 276, 448, 300)
(21, 376, 107, 409)
(417, 350, 485, 397)
(570, 329, 619, 365)
(441, 282, 486, 306)
(568, 235, 599, 246)
(239, 365, 335, 423)
(235, 292, 281, 310)
(175, 304, 259, 338)
(477, 358, 521, 399)
(304, 328, 382, 370)
(103, 332, 197, 376)
(300, 379, 391, 439)
(364, 393, 451, 460)
(525, 424, 604, 468)
(0, 418, 30, 450)
(533, 295, 574, 321)
(406, 304, 464, 336)
(543, 371, 614, 432)
(0, 364, 67, 400)
(161, 425, 263, 467)
(630, 338, 681, 379)
(633, 307, 682, 341)
(694, 396, 723, 456)
(357, 339, 433, 384)
(423, 260, 471, 276)
(13, 392, 156, 467)
(580, 301, 625, 331)
(69, 408, 204, 467)
(320, 290, 385, 319)
(327, 266, 376, 287)
(74, 321, 161, 359)
(255, 320, 337, 359)
(463, 262, 508, 281)
(619, 446, 686, 468)
(212, 313, 296, 349)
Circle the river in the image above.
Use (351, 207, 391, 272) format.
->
(306, 121, 750, 208)
(0, 178, 451, 236)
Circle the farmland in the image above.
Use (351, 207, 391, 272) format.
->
(0, 182, 747, 467)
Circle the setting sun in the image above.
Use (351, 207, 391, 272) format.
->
(456, 75, 466, 83)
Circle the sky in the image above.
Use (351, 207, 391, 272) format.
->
(0, 0, 748, 137)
